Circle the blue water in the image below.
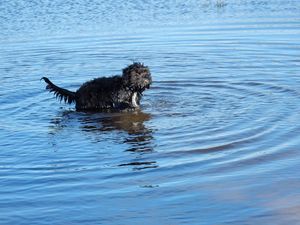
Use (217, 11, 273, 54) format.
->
(1, 0, 300, 224)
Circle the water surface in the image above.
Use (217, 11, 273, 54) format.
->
(1, 0, 300, 224)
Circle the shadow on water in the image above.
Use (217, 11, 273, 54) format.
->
(49, 109, 158, 170)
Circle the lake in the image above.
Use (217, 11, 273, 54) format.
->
(1, 0, 300, 224)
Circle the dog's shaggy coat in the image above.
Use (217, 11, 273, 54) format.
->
(42, 62, 152, 111)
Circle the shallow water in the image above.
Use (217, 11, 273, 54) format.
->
(1, 0, 300, 224)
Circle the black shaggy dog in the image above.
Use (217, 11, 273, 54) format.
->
(41, 62, 152, 111)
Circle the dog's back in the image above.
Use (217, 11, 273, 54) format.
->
(75, 76, 131, 111)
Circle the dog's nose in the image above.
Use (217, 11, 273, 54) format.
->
(144, 80, 151, 88)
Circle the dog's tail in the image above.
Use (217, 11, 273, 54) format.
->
(41, 77, 76, 104)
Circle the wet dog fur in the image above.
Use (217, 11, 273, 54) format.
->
(41, 62, 152, 111)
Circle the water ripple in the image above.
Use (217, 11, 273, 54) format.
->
(1, 0, 300, 224)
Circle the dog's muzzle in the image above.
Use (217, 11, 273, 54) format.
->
(144, 80, 151, 89)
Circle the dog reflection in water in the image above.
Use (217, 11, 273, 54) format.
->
(50, 110, 157, 170)
(50, 110, 154, 152)
(42, 62, 152, 112)
(82, 111, 153, 151)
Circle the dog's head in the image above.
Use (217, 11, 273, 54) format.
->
(122, 62, 152, 92)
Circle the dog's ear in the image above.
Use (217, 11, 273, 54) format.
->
(122, 63, 139, 85)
